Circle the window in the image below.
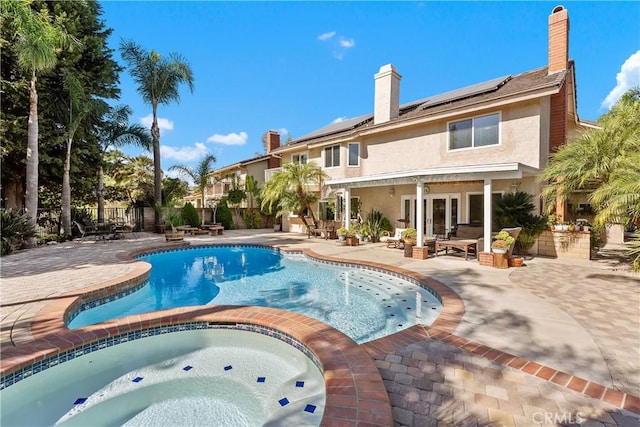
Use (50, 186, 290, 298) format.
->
(468, 192, 502, 230)
(324, 145, 340, 168)
(449, 113, 499, 150)
(335, 196, 360, 221)
(319, 201, 335, 220)
(348, 143, 360, 166)
(292, 153, 307, 164)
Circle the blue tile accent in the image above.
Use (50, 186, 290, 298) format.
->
(295, 381, 304, 388)
(183, 366, 193, 371)
(132, 377, 143, 383)
(304, 404, 316, 413)
(74, 398, 87, 405)
(257, 377, 266, 383)
(279, 397, 289, 406)
(2, 320, 322, 391)
(224, 365, 232, 371)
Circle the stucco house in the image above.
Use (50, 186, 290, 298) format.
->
(198, 132, 281, 210)
(267, 5, 596, 254)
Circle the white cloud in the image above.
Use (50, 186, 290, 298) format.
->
(338, 37, 355, 48)
(139, 114, 174, 135)
(206, 131, 248, 146)
(318, 31, 336, 41)
(602, 50, 640, 110)
(331, 116, 348, 124)
(161, 142, 208, 162)
(318, 31, 356, 60)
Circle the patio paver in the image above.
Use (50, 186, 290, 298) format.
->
(1, 230, 638, 425)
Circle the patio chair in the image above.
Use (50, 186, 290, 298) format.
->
(502, 226, 522, 257)
(386, 228, 406, 248)
(73, 220, 98, 241)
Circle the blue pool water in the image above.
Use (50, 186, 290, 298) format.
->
(68, 246, 443, 343)
(1, 329, 325, 426)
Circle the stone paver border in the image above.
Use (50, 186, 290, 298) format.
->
(2, 241, 638, 423)
(1, 305, 393, 426)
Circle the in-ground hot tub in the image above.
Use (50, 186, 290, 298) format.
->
(1, 325, 325, 427)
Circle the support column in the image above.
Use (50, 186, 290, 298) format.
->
(416, 181, 424, 248)
(344, 188, 351, 231)
(483, 179, 492, 252)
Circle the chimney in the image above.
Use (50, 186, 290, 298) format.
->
(374, 64, 401, 125)
(265, 130, 280, 153)
(548, 5, 569, 74)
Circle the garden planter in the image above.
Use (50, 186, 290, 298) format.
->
(164, 230, 185, 242)
(508, 256, 524, 267)
(345, 237, 359, 246)
(478, 251, 494, 267)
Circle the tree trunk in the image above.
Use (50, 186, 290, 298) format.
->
(24, 72, 39, 248)
(151, 107, 162, 225)
(97, 165, 105, 224)
(60, 136, 72, 239)
(200, 195, 205, 226)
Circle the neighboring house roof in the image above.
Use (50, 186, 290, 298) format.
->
(281, 64, 570, 147)
(209, 153, 276, 177)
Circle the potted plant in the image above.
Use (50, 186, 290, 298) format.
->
(344, 228, 359, 246)
(491, 230, 515, 254)
(364, 209, 387, 243)
(164, 213, 185, 241)
(401, 228, 417, 246)
(336, 227, 348, 241)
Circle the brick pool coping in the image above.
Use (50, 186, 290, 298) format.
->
(2, 242, 638, 421)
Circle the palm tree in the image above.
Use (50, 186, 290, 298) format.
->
(119, 39, 194, 227)
(261, 162, 328, 229)
(60, 71, 102, 238)
(96, 105, 151, 223)
(6, 0, 68, 247)
(540, 87, 640, 270)
(107, 152, 155, 207)
(169, 155, 217, 226)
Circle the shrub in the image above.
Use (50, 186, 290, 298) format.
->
(1, 209, 36, 256)
(364, 209, 389, 242)
(215, 198, 233, 230)
(242, 210, 262, 229)
(181, 202, 200, 226)
(165, 212, 184, 228)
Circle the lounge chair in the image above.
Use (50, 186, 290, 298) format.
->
(502, 226, 522, 257)
(386, 228, 406, 248)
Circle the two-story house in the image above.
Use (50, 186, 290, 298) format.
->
(268, 5, 595, 253)
(198, 131, 281, 212)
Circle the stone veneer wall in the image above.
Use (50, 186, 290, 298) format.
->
(538, 230, 591, 260)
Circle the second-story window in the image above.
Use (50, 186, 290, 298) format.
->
(324, 145, 340, 168)
(348, 142, 360, 166)
(292, 153, 307, 164)
(448, 113, 499, 150)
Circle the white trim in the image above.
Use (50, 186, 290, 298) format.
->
(326, 162, 538, 189)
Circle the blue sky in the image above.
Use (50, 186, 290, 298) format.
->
(100, 1, 640, 180)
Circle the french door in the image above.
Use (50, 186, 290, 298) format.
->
(401, 194, 460, 239)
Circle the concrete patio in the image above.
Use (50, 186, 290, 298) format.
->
(1, 229, 638, 426)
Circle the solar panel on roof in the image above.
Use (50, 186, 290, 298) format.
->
(419, 75, 511, 110)
(294, 113, 372, 141)
(290, 74, 511, 144)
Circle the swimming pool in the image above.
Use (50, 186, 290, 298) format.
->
(67, 245, 443, 343)
(0, 327, 325, 427)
